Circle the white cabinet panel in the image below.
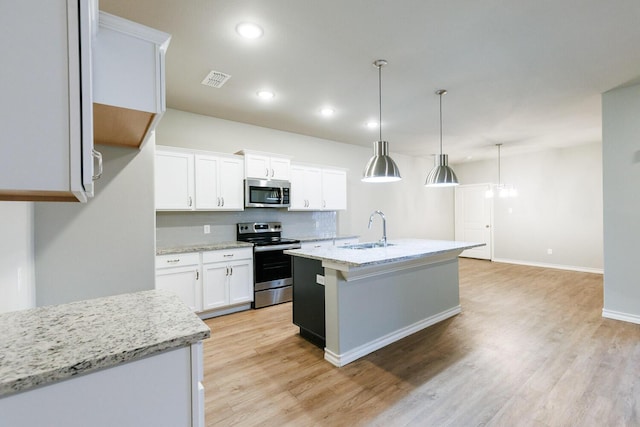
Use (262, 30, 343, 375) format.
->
(156, 150, 194, 210)
(243, 152, 291, 180)
(322, 168, 347, 211)
(156, 265, 200, 311)
(0, 0, 95, 202)
(290, 165, 322, 210)
(228, 261, 253, 305)
(194, 155, 219, 209)
(217, 157, 244, 210)
(202, 263, 228, 310)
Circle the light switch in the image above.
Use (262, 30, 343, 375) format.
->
(204, 225, 211, 234)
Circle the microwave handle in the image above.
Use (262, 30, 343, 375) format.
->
(280, 187, 284, 204)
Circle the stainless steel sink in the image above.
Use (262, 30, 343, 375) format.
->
(341, 242, 395, 250)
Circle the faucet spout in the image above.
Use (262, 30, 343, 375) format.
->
(368, 210, 387, 247)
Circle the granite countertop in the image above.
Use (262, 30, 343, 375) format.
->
(157, 241, 253, 255)
(288, 235, 359, 243)
(285, 238, 484, 268)
(0, 290, 210, 397)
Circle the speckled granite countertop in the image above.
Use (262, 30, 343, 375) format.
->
(0, 290, 210, 397)
(288, 235, 359, 243)
(285, 238, 484, 269)
(157, 241, 253, 255)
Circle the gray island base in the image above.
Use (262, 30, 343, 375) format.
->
(286, 239, 484, 367)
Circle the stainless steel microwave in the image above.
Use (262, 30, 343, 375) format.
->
(245, 179, 291, 208)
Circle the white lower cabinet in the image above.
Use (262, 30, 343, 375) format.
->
(156, 253, 201, 312)
(202, 248, 253, 311)
(0, 345, 204, 427)
(156, 248, 253, 315)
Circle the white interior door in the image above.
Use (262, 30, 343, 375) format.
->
(455, 184, 492, 260)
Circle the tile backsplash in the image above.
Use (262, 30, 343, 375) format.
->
(156, 209, 337, 248)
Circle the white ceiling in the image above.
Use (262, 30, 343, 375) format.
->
(100, 0, 640, 162)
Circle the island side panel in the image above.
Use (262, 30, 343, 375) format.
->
(324, 258, 461, 366)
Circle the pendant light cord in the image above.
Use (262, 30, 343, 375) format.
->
(378, 64, 382, 141)
(439, 92, 443, 156)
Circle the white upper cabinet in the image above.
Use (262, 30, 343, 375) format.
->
(156, 150, 195, 210)
(0, 0, 97, 202)
(93, 12, 171, 149)
(289, 164, 348, 211)
(194, 154, 244, 210)
(321, 168, 348, 211)
(156, 147, 244, 211)
(289, 165, 323, 210)
(240, 151, 291, 181)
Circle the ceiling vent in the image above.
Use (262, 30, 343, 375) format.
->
(201, 70, 231, 88)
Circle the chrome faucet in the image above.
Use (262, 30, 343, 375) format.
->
(368, 210, 387, 247)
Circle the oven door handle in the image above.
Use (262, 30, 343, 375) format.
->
(254, 244, 302, 253)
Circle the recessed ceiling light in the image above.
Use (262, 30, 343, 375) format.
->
(365, 121, 379, 129)
(320, 107, 335, 117)
(236, 22, 263, 39)
(256, 90, 275, 100)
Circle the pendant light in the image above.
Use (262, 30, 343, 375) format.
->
(486, 143, 518, 198)
(425, 89, 459, 187)
(362, 60, 402, 183)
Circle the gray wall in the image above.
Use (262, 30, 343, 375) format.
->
(453, 142, 603, 272)
(35, 139, 156, 306)
(156, 109, 455, 243)
(602, 83, 640, 320)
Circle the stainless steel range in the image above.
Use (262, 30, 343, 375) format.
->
(237, 222, 301, 308)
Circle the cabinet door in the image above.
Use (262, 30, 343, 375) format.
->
(156, 266, 200, 311)
(156, 151, 194, 210)
(202, 263, 229, 310)
(0, 0, 94, 202)
(228, 261, 254, 305)
(218, 157, 244, 210)
(321, 169, 347, 210)
(289, 166, 308, 210)
(270, 157, 291, 180)
(194, 154, 220, 210)
(245, 154, 271, 179)
(305, 167, 323, 209)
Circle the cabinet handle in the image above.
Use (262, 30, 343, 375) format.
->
(271, 169, 275, 177)
(92, 149, 103, 180)
(167, 259, 180, 263)
(230, 267, 233, 276)
(217, 197, 220, 207)
(265, 168, 269, 177)
(225, 266, 230, 276)
(323, 200, 326, 208)
(223, 254, 234, 258)
(221, 197, 224, 207)
(188, 196, 193, 207)
(196, 270, 199, 280)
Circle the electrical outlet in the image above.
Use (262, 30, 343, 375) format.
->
(204, 225, 211, 234)
(547, 248, 552, 255)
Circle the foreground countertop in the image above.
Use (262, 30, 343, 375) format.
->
(157, 241, 253, 255)
(0, 290, 211, 397)
(285, 238, 484, 268)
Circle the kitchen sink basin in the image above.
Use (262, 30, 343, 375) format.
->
(341, 242, 395, 250)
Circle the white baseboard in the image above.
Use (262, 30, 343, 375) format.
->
(602, 309, 640, 325)
(198, 303, 251, 320)
(324, 305, 461, 367)
(492, 258, 603, 275)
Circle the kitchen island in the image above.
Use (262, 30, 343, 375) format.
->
(286, 239, 483, 367)
(0, 290, 210, 427)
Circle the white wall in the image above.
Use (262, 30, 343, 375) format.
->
(0, 202, 35, 313)
(34, 138, 157, 306)
(452, 142, 603, 272)
(156, 109, 454, 242)
(602, 83, 640, 323)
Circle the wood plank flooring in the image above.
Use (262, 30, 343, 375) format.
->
(202, 259, 640, 426)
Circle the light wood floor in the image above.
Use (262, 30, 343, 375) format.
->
(202, 259, 640, 426)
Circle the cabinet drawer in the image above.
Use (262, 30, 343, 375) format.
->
(202, 248, 253, 264)
(156, 253, 200, 269)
